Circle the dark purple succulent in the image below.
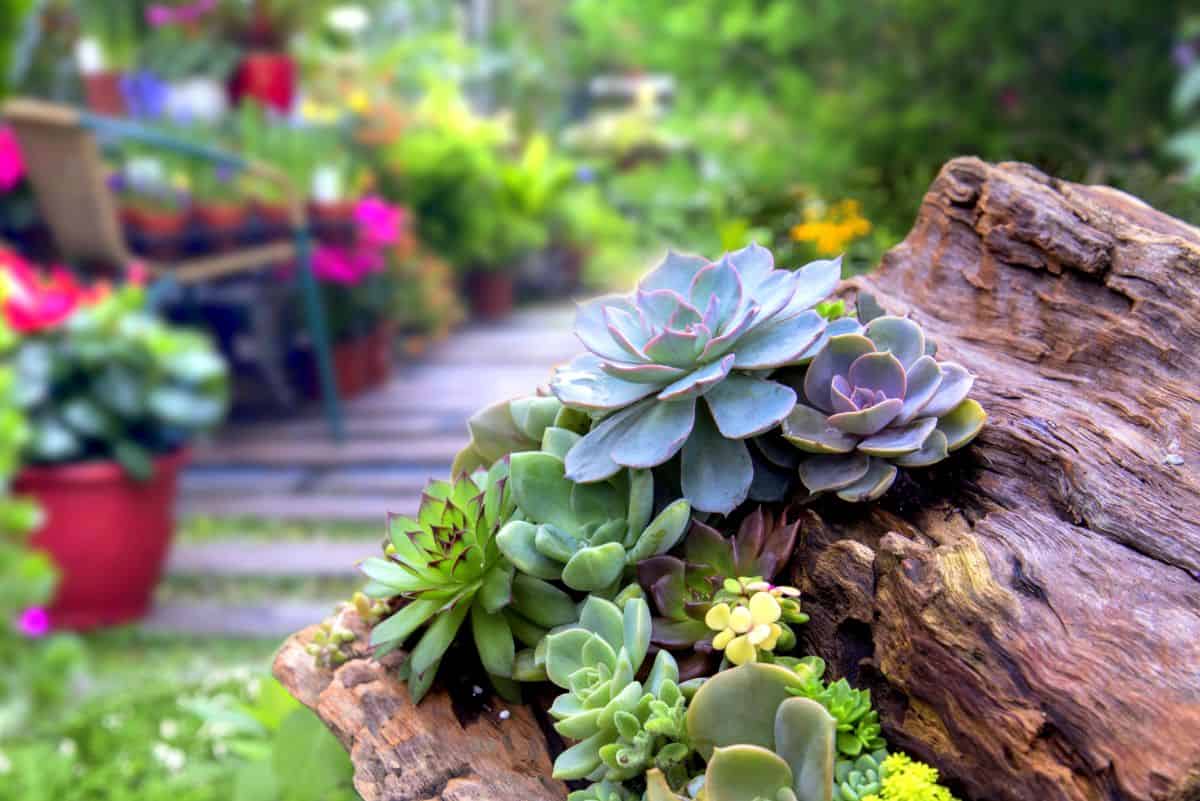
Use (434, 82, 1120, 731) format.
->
(637, 506, 801, 680)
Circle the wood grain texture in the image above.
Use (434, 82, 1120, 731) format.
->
(274, 159, 1200, 801)
(272, 613, 566, 801)
(795, 157, 1200, 801)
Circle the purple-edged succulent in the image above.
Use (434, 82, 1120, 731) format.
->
(551, 244, 840, 515)
(637, 506, 802, 680)
(782, 313, 986, 502)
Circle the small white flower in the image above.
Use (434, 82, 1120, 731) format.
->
(212, 741, 228, 759)
(152, 742, 186, 774)
(498, 710, 511, 721)
(0, 750, 12, 774)
(102, 713, 124, 730)
(58, 739, 77, 758)
(159, 719, 179, 740)
(327, 5, 369, 35)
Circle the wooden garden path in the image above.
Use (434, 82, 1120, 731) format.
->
(147, 304, 580, 636)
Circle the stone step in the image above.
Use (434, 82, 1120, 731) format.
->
(141, 600, 336, 638)
(166, 538, 376, 577)
(191, 435, 465, 467)
(179, 491, 420, 521)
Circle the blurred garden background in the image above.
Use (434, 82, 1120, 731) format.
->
(3, 1, 1200, 799)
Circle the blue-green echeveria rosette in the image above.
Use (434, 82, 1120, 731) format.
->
(551, 244, 839, 515)
(782, 313, 987, 502)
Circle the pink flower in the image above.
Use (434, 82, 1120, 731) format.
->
(146, 0, 216, 27)
(17, 607, 50, 638)
(354, 196, 405, 248)
(0, 126, 25, 192)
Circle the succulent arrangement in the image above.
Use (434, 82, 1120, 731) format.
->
(320, 242, 979, 801)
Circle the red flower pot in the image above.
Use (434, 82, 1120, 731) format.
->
(468, 271, 515, 321)
(122, 206, 189, 260)
(82, 71, 127, 116)
(230, 52, 296, 113)
(193, 202, 248, 252)
(17, 449, 189, 630)
(308, 200, 359, 246)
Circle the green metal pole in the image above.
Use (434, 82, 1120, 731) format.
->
(295, 230, 344, 441)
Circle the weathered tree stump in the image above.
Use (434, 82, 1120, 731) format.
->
(274, 158, 1200, 801)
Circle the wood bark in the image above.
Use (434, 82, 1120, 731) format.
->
(274, 158, 1200, 801)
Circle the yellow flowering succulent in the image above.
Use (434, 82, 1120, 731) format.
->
(790, 199, 872, 256)
(861, 753, 961, 801)
(703, 578, 803, 665)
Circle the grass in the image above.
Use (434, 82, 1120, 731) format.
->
(156, 574, 364, 605)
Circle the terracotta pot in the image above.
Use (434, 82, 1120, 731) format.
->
(122, 205, 189, 259)
(193, 202, 248, 251)
(468, 271, 515, 321)
(82, 71, 127, 116)
(315, 333, 371, 399)
(17, 449, 189, 630)
(255, 201, 293, 239)
(308, 200, 358, 245)
(365, 322, 394, 387)
(230, 51, 295, 112)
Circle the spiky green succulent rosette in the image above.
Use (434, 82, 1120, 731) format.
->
(551, 244, 839, 515)
(360, 462, 576, 702)
(782, 312, 986, 502)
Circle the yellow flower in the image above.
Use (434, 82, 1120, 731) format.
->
(790, 198, 872, 255)
(347, 89, 370, 114)
(705, 591, 787, 665)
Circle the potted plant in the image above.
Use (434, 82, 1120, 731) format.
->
(117, 152, 192, 259)
(73, 0, 144, 115)
(1, 252, 229, 629)
(138, 9, 240, 125)
(189, 160, 250, 253)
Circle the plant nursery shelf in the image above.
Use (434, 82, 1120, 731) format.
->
(274, 158, 1200, 801)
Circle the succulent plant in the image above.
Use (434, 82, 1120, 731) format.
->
(551, 244, 840, 514)
(638, 507, 802, 679)
(568, 780, 643, 801)
(703, 578, 806, 667)
(499, 431, 691, 593)
(682, 662, 837, 801)
(361, 463, 577, 702)
(544, 593, 691, 784)
(863, 753, 961, 801)
(451, 394, 587, 475)
(786, 659, 885, 759)
(307, 592, 389, 669)
(833, 750, 888, 801)
(781, 314, 986, 501)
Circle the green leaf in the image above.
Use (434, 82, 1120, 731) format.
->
(470, 597, 515, 678)
(511, 573, 577, 628)
(114, 440, 154, 481)
(408, 595, 472, 677)
(271, 708, 354, 801)
(562, 542, 627, 592)
(370, 598, 440, 648)
(232, 759, 279, 801)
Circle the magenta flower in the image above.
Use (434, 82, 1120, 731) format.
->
(0, 126, 26, 192)
(17, 607, 50, 638)
(354, 196, 405, 248)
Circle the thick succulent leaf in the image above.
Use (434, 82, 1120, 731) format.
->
(795, 317, 864, 363)
(562, 543, 628, 592)
(554, 707, 605, 740)
(506, 610, 548, 649)
(552, 730, 608, 780)
(639, 557, 686, 616)
(828, 398, 903, 436)
(894, 356, 943, 425)
(581, 633, 619, 673)
(848, 352, 906, 399)
(643, 326, 708, 367)
(646, 648, 680, 697)
(748, 450, 797, 503)
(570, 479, 625, 522)
(855, 291, 887, 324)
(797, 452, 871, 494)
(921, 362, 976, 418)
(697, 304, 760, 362)
(359, 557, 436, 593)
(511, 573, 578, 628)
(623, 598, 653, 671)
(409, 595, 472, 677)
(601, 359, 688, 384)
(541, 426, 582, 460)
(510, 396, 563, 442)
(893, 428, 950, 467)
(687, 662, 807, 758)
(645, 769, 686, 801)
(774, 698, 836, 801)
(497, 520, 564, 580)
(834, 458, 898, 502)
(732, 310, 826, 370)
(857, 417, 938, 457)
(545, 629, 597, 687)
(563, 402, 644, 483)
(535, 523, 582, 563)
(510, 452, 576, 530)
(705, 745, 794, 801)
(626, 498, 692, 562)
(782, 256, 842, 316)
(684, 520, 737, 576)
(651, 616, 712, 648)
(681, 407, 754, 514)
(478, 561, 515, 613)
(753, 432, 802, 468)
(637, 287, 703, 328)
(690, 257, 744, 330)
(513, 649, 547, 682)
(605, 305, 651, 357)
(727, 241, 776, 290)
(579, 595, 626, 653)
(803, 334, 876, 412)
(639, 250, 710, 295)
(864, 316, 925, 369)
(369, 598, 440, 648)
(656, 355, 735, 401)
(471, 598, 515, 678)
(452, 397, 542, 474)
(577, 295, 643, 362)
(938, 398, 987, 450)
(553, 354, 658, 411)
(781, 405, 857, 454)
(611, 398, 696, 468)
(627, 468, 654, 536)
(750, 270, 799, 323)
(704, 374, 797, 439)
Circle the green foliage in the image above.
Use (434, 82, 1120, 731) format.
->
(834, 750, 888, 801)
(362, 465, 576, 702)
(551, 244, 840, 514)
(6, 284, 229, 479)
(544, 594, 692, 784)
(862, 753, 961, 801)
(73, 0, 145, 69)
(781, 308, 985, 502)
